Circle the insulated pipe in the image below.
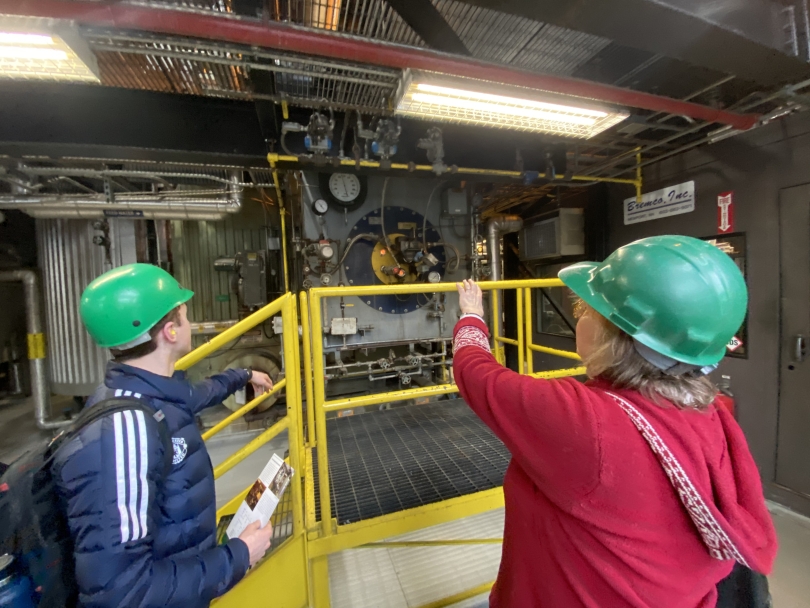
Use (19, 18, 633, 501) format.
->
(487, 215, 523, 339)
(487, 215, 523, 284)
(0, 172, 243, 220)
(0, 0, 760, 130)
(16, 209, 231, 221)
(0, 270, 69, 429)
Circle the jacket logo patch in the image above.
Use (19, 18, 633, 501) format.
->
(172, 437, 188, 465)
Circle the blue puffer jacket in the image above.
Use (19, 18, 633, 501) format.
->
(52, 362, 252, 608)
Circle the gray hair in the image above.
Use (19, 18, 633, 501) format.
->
(575, 301, 717, 410)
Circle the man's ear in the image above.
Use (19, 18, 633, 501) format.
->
(160, 321, 178, 344)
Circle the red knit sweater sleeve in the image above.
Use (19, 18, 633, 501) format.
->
(452, 316, 601, 500)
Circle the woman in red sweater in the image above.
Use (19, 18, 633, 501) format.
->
(452, 235, 777, 608)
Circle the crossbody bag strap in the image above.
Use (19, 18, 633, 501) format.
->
(603, 390, 749, 567)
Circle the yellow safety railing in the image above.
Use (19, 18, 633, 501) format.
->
(173, 279, 584, 608)
(177, 292, 310, 607)
(175, 291, 305, 533)
(306, 278, 585, 542)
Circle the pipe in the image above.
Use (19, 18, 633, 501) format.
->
(0, 270, 69, 429)
(486, 215, 523, 339)
(22, 210, 228, 220)
(1, 0, 761, 131)
(189, 320, 239, 335)
(0, 172, 243, 220)
(269, 160, 290, 293)
(487, 215, 523, 284)
(268, 153, 641, 186)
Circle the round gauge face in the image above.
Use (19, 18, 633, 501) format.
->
(328, 173, 361, 203)
(313, 198, 329, 215)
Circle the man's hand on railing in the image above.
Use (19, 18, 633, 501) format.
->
(457, 279, 485, 318)
(250, 371, 274, 396)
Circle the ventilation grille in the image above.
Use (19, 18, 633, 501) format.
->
(520, 209, 584, 260)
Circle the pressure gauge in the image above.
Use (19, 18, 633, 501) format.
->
(328, 173, 361, 202)
(427, 271, 442, 284)
(318, 172, 367, 211)
(312, 198, 329, 216)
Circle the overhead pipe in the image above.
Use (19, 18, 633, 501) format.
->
(0, 270, 70, 429)
(267, 153, 640, 186)
(0, 172, 244, 220)
(2, 0, 760, 130)
(486, 215, 523, 340)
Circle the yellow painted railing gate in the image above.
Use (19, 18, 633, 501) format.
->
(179, 280, 582, 608)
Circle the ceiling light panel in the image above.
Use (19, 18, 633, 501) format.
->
(395, 69, 629, 138)
(0, 17, 100, 82)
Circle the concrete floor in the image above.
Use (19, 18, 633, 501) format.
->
(2, 395, 810, 607)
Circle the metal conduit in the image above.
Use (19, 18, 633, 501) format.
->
(0, 270, 69, 429)
(0, 172, 244, 220)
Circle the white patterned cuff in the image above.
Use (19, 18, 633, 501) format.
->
(453, 325, 491, 353)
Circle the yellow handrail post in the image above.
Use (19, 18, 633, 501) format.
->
(516, 288, 524, 374)
(282, 293, 306, 537)
(309, 291, 332, 536)
(525, 288, 533, 375)
(491, 286, 502, 365)
(299, 291, 316, 447)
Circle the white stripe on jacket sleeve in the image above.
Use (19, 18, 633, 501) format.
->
(122, 410, 141, 541)
(112, 412, 130, 543)
(134, 409, 149, 540)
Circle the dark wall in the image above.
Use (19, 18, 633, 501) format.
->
(0, 82, 268, 157)
(606, 110, 810, 514)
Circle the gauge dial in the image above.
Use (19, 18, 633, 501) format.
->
(328, 173, 362, 203)
(312, 198, 329, 215)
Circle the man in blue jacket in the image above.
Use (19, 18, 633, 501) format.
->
(53, 263, 275, 607)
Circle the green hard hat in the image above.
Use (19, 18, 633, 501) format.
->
(80, 263, 194, 349)
(559, 235, 747, 367)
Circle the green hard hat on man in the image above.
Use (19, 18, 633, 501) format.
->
(560, 235, 747, 368)
(80, 263, 194, 349)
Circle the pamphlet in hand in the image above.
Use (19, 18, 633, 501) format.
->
(224, 453, 294, 540)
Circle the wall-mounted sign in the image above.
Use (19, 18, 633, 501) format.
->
(717, 191, 734, 233)
(623, 181, 695, 225)
(103, 209, 144, 217)
(727, 336, 743, 352)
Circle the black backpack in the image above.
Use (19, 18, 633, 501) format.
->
(0, 397, 171, 607)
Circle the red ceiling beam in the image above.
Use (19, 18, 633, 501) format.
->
(3, 0, 760, 130)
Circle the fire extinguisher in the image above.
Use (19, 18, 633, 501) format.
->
(716, 374, 735, 418)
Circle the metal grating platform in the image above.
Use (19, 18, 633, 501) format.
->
(312, 399, 510, 525)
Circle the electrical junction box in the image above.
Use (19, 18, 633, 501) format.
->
(240, 251, 266, 308)
(442, 189, 468, 216)
(519, 208, 585, 260)
(331, 317, 358, 335)
(272, 316, 284, 334)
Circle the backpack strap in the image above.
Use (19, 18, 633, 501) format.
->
(54, 396, 173, 473)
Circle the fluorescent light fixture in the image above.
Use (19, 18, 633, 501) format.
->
(0, 16, 100, 82)
(395, 69, 629, 138)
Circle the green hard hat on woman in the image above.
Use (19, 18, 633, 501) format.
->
(80, 263, 194, 349)
(559, 235, 747, 370)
